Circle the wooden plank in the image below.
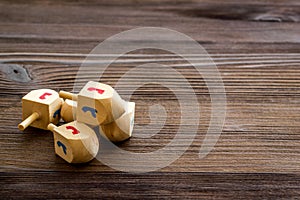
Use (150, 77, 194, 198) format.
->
(1, 172, 300, 199)
(0, 0, 299, 53)
(0, 54, 299, 173)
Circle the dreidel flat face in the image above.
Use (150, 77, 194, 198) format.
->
(21, 89, 62, 130)
(60, 99, 77, 123)
(100, 102, 135, 143)
(52, 121, 99, 163)
(77, 81, 126, 126)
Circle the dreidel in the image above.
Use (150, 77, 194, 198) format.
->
(100, 102, 135, 143)
(18, 89, 63, 131)
(60, 99, 77, 123)
(59, 81, 126, 126)
(48, 121, 99, 163)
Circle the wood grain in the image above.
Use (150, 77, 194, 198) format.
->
(0, 0, 299, 199)
(1, 172, 300, 199)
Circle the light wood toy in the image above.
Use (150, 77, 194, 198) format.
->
(99, 102, 135, 143)
(47, 121, 99, 163)
(60, 99, 77, 123)
(59, 81, 126, 126)
(18, 89, 63, 131)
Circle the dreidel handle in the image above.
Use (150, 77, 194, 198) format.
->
(47, 123, 57, 132)
(18, 112, 40, 131)
(59, 91, 78, 101)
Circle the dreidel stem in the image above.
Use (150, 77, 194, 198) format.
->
(59, 91, 78, 101)
(47, 123, 57, 132)
(18, 112, 40, 131)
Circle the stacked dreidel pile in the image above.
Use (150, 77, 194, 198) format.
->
(18, 81, 135, 164)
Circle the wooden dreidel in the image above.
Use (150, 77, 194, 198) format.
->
(99, 102, 135, 143)
(59, 81, 126, 126)
(47, 121, 99, 163)
(60, 99, 77, 123)
(18, 89, 63, 131)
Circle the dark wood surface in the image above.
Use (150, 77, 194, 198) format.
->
(1, 0, 300, 199)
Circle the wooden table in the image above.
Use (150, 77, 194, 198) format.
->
(1, 0, 300, 199)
